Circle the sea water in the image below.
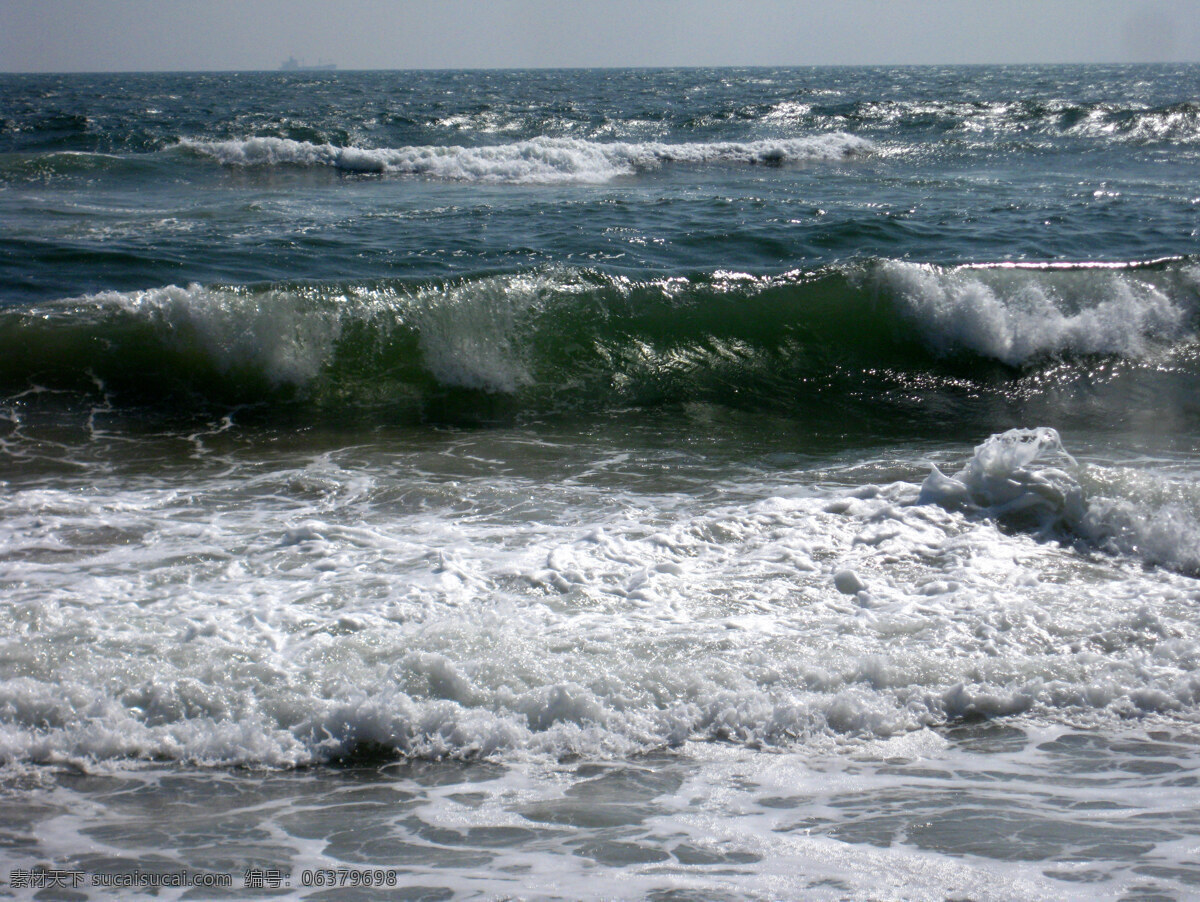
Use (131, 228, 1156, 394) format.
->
(1, 66, 1200, 899)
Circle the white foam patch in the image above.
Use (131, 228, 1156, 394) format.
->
(1, 427, 1199, 768)
(1078, 482, 1200, 574)
(178, 133, 873, 183)
(875, 260, 1199, 365)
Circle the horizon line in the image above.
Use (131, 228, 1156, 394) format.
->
(2, 59, 1197, 76)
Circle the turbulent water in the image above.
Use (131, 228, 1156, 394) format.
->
(2, 65, 1200, 899)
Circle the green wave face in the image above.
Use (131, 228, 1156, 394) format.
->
(2, 259, 1198, 427)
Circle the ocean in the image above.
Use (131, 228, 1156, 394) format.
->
(1, 65, 1199, 899)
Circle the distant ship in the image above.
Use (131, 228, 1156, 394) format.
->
(279, 56, 337, 71)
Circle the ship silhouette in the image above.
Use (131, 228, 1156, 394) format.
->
(279, 56, 337, 71)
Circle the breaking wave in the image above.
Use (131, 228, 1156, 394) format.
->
(874, 259, 1199, 366)
(0, 259, 1196, 420)
(175, 133, 873, 182)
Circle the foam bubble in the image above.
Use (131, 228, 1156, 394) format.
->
(917, 427, 1082, 532)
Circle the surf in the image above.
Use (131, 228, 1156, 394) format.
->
(1, 259, 1196, 423)
(174, 133, 874, 182)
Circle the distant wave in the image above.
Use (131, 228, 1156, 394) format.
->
(175, 134, 874, 182)
(1064, 100, 1200, 143)
(6, 99, 1195, 188)
(6, 85, 1198, 171)
(1, 259, 1196, 420)
(0, 149, 162, 183)
(800, 98, 1200, 145)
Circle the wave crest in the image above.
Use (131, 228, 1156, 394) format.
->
(176, 133, 873, 183)
(874, 260, 1200, 365)
(2, 259, 1197, 421)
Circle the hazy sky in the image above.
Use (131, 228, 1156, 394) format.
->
(2, 0, 1198, 72)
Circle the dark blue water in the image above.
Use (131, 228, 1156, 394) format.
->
(3, 66, 1198, 295)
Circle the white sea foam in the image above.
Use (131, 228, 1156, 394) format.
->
(876, 260, 1200, 365)
(920, 427, 1200, 574)
(1, 427, 1199, 769)
(177, 133, 873, 183)
(17, 729, 1195, 900)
